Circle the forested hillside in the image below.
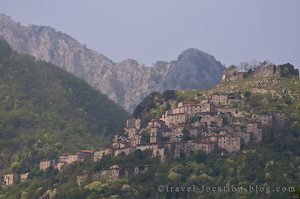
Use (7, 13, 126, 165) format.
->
(0, 39, 128, 171)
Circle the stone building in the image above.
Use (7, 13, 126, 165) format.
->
(66, 153, 85, 164)
(100, 165, 121, 180)
(246, 122, 263, 142)
(160, 112, 187, 127)
(175, 102, 214, 115)
(150, 127, 161, 143)
(217, 107, 242, 117)
(192, 140, 216, 153)
(137, 143, 165, 162)
(19, 173, 29, 182)
(253, 63, 299, 78)
(257, 114, 273, 127)
(221, 66, 247, 83)
(40, 159, 56, 171)
(148, 121, 168, 143)
(189, 127, 200, 138)
(94, 148, 112, 162)
(200, 114, 223, 128)
(221, 63, 299, 83)
(218, 134, 241, 152)
(210, 94, 229, 105)
(235, 131, 252, 144)
(126, 118, 141, 130)
(4, 173, 18, 186)
(124, 118, 141, 144)
(56, 153, 85, 171)
(114, 146, 136, 156)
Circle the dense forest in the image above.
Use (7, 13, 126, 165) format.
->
(0, 39, 128, 172)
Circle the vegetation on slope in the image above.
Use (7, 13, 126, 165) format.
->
(0, 41, 299, 198)
(0, 39, 128, 172)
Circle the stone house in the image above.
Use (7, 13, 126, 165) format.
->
(4, 173, 18, 186)
(171, 142, 193, 158)
(130, 134, 142, 146)
(124, 119, 141, 144)
(137, 143, 165, 162)
(114, 146, 136, 156)
(257, 114, 273, 127)
(234, 131, 252, 144)
(218, 134, 241, 152)
(246, 122, 263, 142)
(171, 125, 187, 136)
(126, 118, 141, 130)
(253, 63, 299, 78)
(94, 148, 112, 162)
(200, 115, 223, 128)
(125, 127, 139, 140)
(100, 165, 121, 180)
(147, 119, 168, 129)
(191, 140, 216, 153)
(40, 159, 55, 171)
(160, 112, 187, 127)
(56, 155, 68, 171)
(67, 153, 85, 164)
(112, 135, 121, 149)
(19, 173, 29, 182)
(170, 135, 183, 143)
(137, 143, 159, 152)
(172, 143, 186, 158)
(217, 107, 242, 117)
(221, 63, 299, 83)
(246, 122, 261, 132)
(56, 153, 85, 171)
(149, 123, 169, 143)
(189, 127, 200, 138)
(161, 130, 171, 139)
(198, 103, 215, 114)
(210, 94, 229, 106)
(175, 102, 212, 116)
(153, 147, 166, 162)
(168, 126, 188, 142)
(150, 127, 161, 143)
(221, 67, 246, 83)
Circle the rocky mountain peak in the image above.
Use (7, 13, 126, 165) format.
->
(0, 15, 225, 112)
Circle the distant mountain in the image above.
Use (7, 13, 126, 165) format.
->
(0, 39, 128, 170)
(0, 14, 225, 112)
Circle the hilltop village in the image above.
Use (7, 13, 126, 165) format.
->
(1, 92, 285, 186)
(1, 63, 298, 186)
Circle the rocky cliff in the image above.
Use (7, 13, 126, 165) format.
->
(0, 14, 225, 111)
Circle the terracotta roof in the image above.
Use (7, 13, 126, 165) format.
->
(78, 150, 94, 154)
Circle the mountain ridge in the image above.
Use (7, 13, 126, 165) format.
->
(0, 14, 225, 112)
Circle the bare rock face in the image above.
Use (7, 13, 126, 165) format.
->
(0, 14, 225, 112)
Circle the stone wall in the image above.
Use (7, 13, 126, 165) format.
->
(222, 63, 299, 82)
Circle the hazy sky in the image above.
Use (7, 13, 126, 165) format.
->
(1, 0, 299, 68)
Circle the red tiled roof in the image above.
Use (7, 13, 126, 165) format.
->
(78, 150, 94, 154)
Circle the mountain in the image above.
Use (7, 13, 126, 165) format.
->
(0, 14, 225, 112)
(0, 39, 128, 171)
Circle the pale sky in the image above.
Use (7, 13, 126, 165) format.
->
(0, 0, 299, 68)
